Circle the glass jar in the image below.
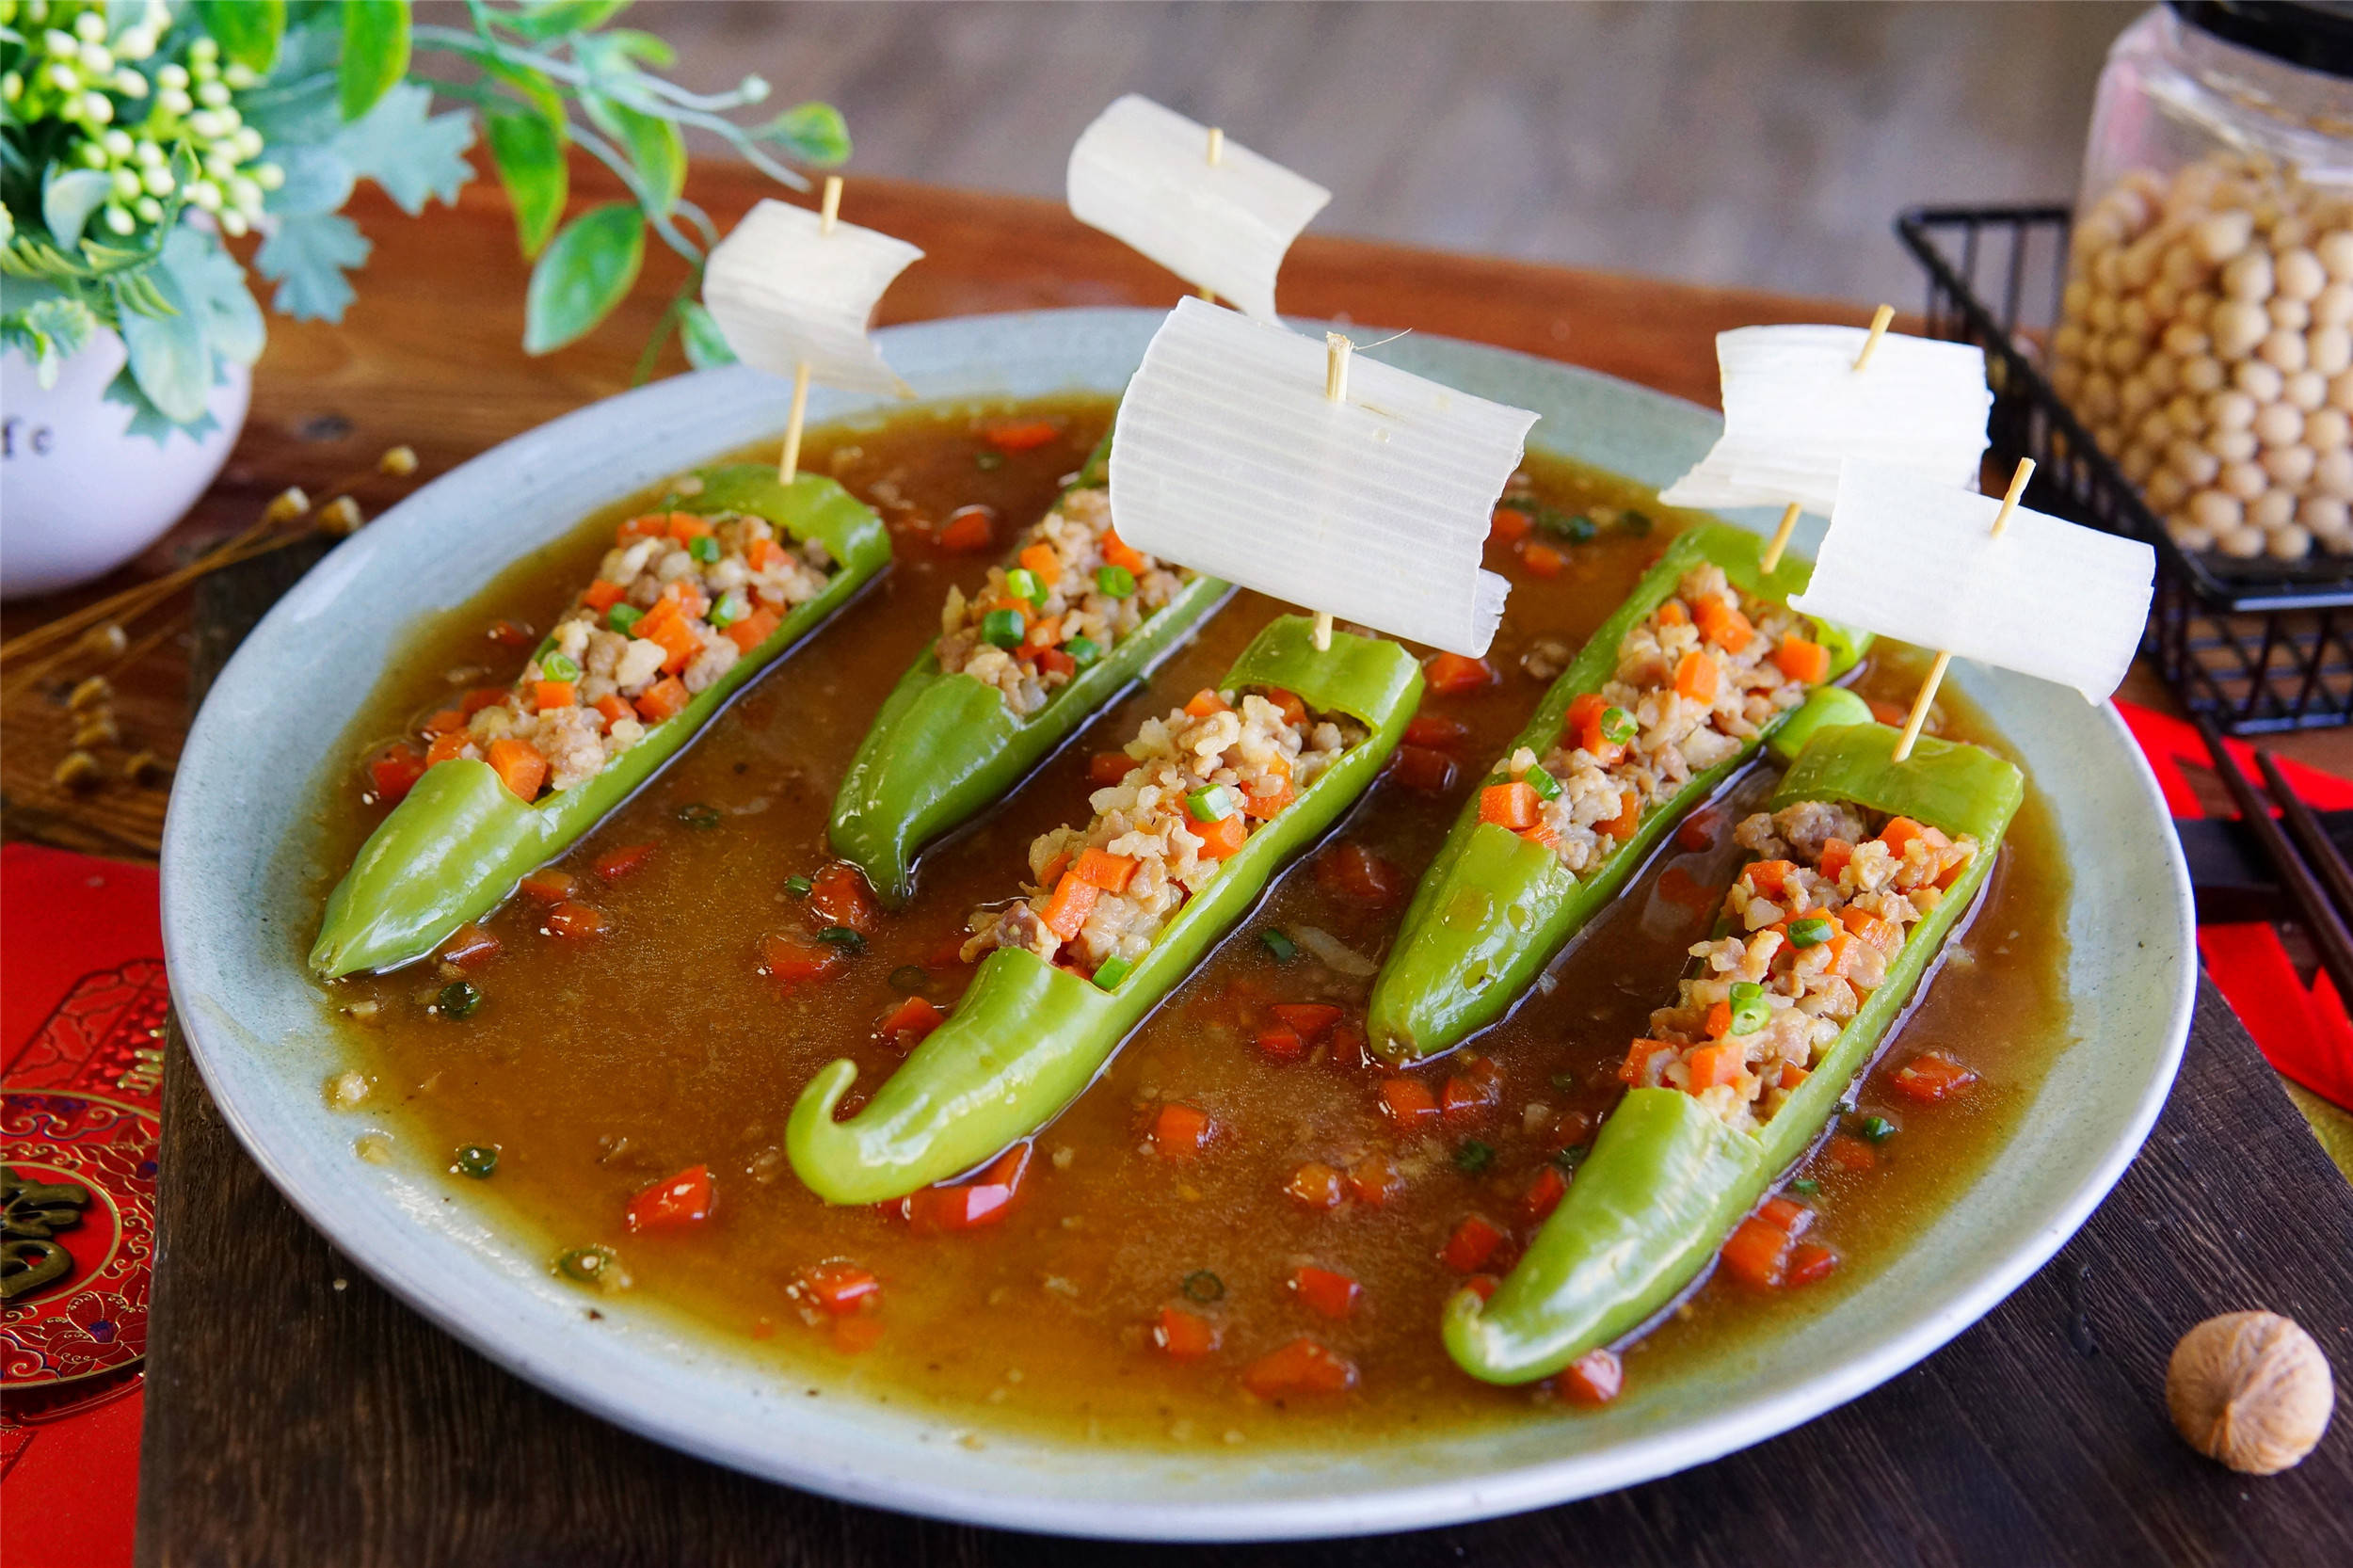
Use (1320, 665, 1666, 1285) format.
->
(2049, 2, 2353, 563)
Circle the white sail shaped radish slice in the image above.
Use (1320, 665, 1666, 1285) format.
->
(1789, 458, 2155, 705)
(1067, 95, 1331, 323)
(701, 198, 923, 396)
(1658, 325, 1993, 517)
(1109, 297, 1534, 658)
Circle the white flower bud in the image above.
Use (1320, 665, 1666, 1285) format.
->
(156, 62, 186, 90)
(186, 179, 222, 212)
(44, 29, 79, 59)
(229, 176, 261, 213)
(103, 127, 132, 156)
(102, 202, 134, 235)
(81, 90, 111, 123)
(741, 74, 770, 103)
(78, 43, 112, 75)
(116, 25, 155, 61)
(113, 69, 146, 97)
(189, 37, 217, 63)
(188, 107, 219, 138)
(158, 87, 190, 116)
(77, 139, 105, 167)
(140, 164, 172, 196)
(134, 138, 164, 166)
(72, 11, 104, 41)
(203, 151, 235, 180)
(213, 104, 239, 131)
(197, 80, 229, 108)
(252, 161, 283, 191)
(218, 207, 248, 238)
(46, 61, 78, 92)
(133, 195, 161, 223)
(223, 62, 256, 89)
(233, 126, 263, 159)
(111, 168, 140, 199)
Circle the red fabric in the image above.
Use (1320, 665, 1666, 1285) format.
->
(2, 842, 158, 1568)
(2117, 701, 2353, 1110)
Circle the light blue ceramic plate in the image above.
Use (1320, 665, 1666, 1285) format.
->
(161, 308, 2194, 1540)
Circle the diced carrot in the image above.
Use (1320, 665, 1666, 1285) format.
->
(1379, 1076, 1439, 1126)
(1262, 686, 1308, 727)
(1242, 1337, 1357, 1398)
(1566, 692, 1607, 730)
(1037, 850, 1072, 892)
(725, 606, 781, 652)
(1479, 781, 1542, 830)
(643, 612, 701, 676)
(1016, 543, 1063, 585)
(1675, 808, 1721, 853)
(1424, 651, 1494, 694)
(1694, 594, 1753, 653)
(1442, 1055, 1503, 1123)
(634, 676, 690, 724)
(1823, 928, 1855, 978)
(1292, 1265, 1361, 1320)
(1023, 616, 1063, 650)
(425, 731, 472, 767)
(1558, 1348, 1624, 1406)
(1154, 1304, 1220, 1359)
(659, 579, 710, 620)
(544, 902, 606, 939)
(1034, 647, 1077, 680)
(1040, 871, 1099, 941)
(1317, 843, 1402, 905)
(1193, 812, 1247, 859)
(520, 868, 575, 904)
(1152, 1102, 1212, 1159)
(1656, 599, 1689, 628)
(937, 506, 997, 552)
(878, 995, 945, 1047)
(486, 738, 549, 801)
(746, 537, 788, 573)
(760, 932, 843, 987)
(1184, 688, 1230, 718)
(984, 418, 1061, 452)
(1523, 543, 1566, 578)
(807, 863, 879, 936)
(1100, 527, 1147, 571)
(1391, 744, 1458, 792)
(1818, 838, 1854, 880)
(421, 707, 468, 736)
(369, 743, 428, 804)
(625, 1164, 712, 1233)
(1271, 1002, 1342, 1040)
(534, 680, 576, 711)
(1779, 1062, 1811, 1091)
(461, 687, 507, 716)
(593, 843, 654, 880)
(1841, 907, 1897, 949)
(1705, 1000, 1733, 1039)
(1934, 845, 1975, 890)
(1402, 712, 1469, 749)
(1825, 1132, 1878, 1171)
(797, 1260, 878, 1316)
(832, 1314, 886, 1353)
(664, 512, 712, 542)
(617, 514, 667, 542)
(1285, 1161, 1344, 1209)
(1878, 817, 1930, 856)
(1088, 751, 1132, 786)
(1599, 789, 1641, 840)
(590, 695, 630, 728)
(902, 1144, 1029, 1232)
(1441, 1215, 1505, 1272)
(1620, 1040, 1677, 1087)
(1257, 1023, 1305, 1061)
(1785, 1242, 1838, 1287)
(1721, 1216, 1791, 1288)
(440, 922, 501, 968)
(584, 579, 625, 613)
(1522, 1165, 1568, 1223)
(1774, 634, 1831, 684)
(1748, 859, 1798, 899)
(1521, 821, 1565, 854)
(1489, 505, 1532, 543)
(1760, 1195, 1814, 1235)
(1892, 1051, 1978, 1102)
(1242, 777, 1296, 820)
(1066, 848, 1134, 894)
(1542, 1107, 1596, 1153)
(1867, 697, 1910, 727)
(1674, 649, 1720, 704)
(486, 619, 534, 648)
(1464, 1273, 1500, 1303)
(1348, 1155, 1401, 1207)
(1686, 1042, 1746, 1090)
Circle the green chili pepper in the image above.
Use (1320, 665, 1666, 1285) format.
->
(1787, 914, 1834, 948)
(1726, 980, 1770, 1035)
(310, 469, 889, 978)
(607, 603, 644, 635)
(827, 435, 1235, 905)
(1365, 524, 1872, 1064)
(1096, 564, 1137, 598)
(1260, 927, 1298, 963)
(787, 616, 1421, 1204)
(1441, 722, 2024, 1384)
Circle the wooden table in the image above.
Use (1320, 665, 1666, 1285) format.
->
(3, 164, 2345, 1562)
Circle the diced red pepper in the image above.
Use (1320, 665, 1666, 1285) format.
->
(1489, 505, 1532, 543)
(1241, 1337, 1357, 1398)
(1291, 1265, 1362, 1320)
(625, 1164, 713, 1233)
(984, 419, 1061, 452)
(1034, 647, 1078, 680)
(1379, 1076, 1439, 1126)
(1257, 1024, 1305, 1062)
(1825, 1133, 1878, 1171)
(1522, 1165, 1568, 1223)
(1523, 543, 1566, 578)
(1441, 1056, 1503, 1123)
(806, 862, 879, 935)
(593, 843, 655, 880)
(1423, 651, 1494, 694)
(1088, 751, 1132, 786)
(1269, 1002, 1343, 1041)
(1760, 1194, 1814, 1236)
(1441, 1215, 1505, 1273)
(544, 902, 606, 940)
(369, 743, 428, 804)
(1152, 1101, 1212, 1160)
(798, 1260, 879, 1315)
(832, 1315, 886, 1353)
(1154, 1304, 1220, 1359)
(486, 619, 533, 648)
(1785, 1242, 1838, 1287)
(520, 868, 576, 904)
(878, 994, 944, 1047)
(760, 932, 843, 987)
(1674, 808, 1721, 853)
(1892, 1051, 1978, 1102)
(1402, 712, 1470, 750)
(1720, 1216, 1791, 1288)
(1347, 1155, 1401, 1208)
(938, 505, 997, 552)
(902, 1144, 1030, 1232)
(1558, 1348, 1624, 1406)
(1284, 1161, 1344, 1209)
(439, 922, 501, 968)
(1390, 744, 1458, 793)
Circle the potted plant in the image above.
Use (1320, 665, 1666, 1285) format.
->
(0, 0, 844, 599)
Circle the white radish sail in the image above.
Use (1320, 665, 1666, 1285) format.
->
(1659, 325, 1993, 517)
(1110, 296, 1536, 658)
(1067, 94, 1331, 323)
(1789, 458, 2155, 705)
(701, 197, 923, 396)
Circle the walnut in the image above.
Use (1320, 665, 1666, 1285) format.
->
(2166, 1310, 2334, 1475)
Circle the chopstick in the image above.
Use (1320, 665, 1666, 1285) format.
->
(2256, 749, 2353, 934)
(2193, 714, 2353, 1005)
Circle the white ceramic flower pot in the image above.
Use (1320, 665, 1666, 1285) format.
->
(0, 330, 250, 600)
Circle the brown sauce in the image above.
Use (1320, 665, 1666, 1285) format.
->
(307, 395, 2072, 1448)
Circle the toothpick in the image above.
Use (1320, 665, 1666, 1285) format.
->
(1307, 332, 1354, 651)
(1850, 303, 1896, 372)
(776, 177, 848, 483)
(1206, 126, 1225, 166)
(1890, 456, 2034, 761)
(1759, 501, 1804, 574)
(820, 174, 842, 233)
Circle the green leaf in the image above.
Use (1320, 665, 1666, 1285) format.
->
(481, 56, 566, 132)
(338, 0, 412, 123)
(195, 0, 286, 74)
(253, 210, 373, 320)
(118, 256, 213, 424)
(486, 109, 567, 259)
(266, 144, 357, 217)
(524, 202, 642, 355)
(504, 0, 632, 41)
(601, 28, 675, 68)
(104, 363, 223, 445)
(41, 169, 115, 251)
(3, 296, 99, 387)
(234, 18, 344, 145)
(331, 82, 475, 216)
(582, 89, 683, 216)
(678, 300, 735, 371)
(764, 102, 850, 168)
(162, 226, 264, 365)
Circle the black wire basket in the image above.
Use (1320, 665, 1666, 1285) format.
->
(1897, 203, 2353, 734)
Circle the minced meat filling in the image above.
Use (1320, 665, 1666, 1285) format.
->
(964, 686, 1362, 973)
(1619, 800, 1981, 1134)
(935, 488, 1191, 717)
(1481, 565, 1829, 874)
(419, 500, 832, 801)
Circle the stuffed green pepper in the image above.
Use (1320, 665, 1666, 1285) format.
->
(1367, 522, 1868, 1064)
(1442, 721, 2025, 1384)
(312, 467, 890, 978)
(830, 434, 1233, 904)
(789, 615, 1421, 1204)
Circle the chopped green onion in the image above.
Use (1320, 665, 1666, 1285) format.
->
(688, 534, 720, 564)
(1454, 1138, 1495, 1174)
(1096, 565, 1137, 598)
(1523, 764, 1562, 801)
(1726, 979, 1770, 1035)
(539, 650, 581, 681)
(815, 926, 867, 953)
(1600, 705, 1637, 744)
(783, 874, 813, 897)
(1856, 1113, 1897, 1144)
(1065, 635, 1104, 668)
(1538, 506, 1598, 543)
(709, 590, 748, 628)
(1553, 1144, 1589, 1174)
(454, 1144, 499, 1179)
(1619, 509, 1654, 536)
(981, 608, 1026, 648)
(435, 980, 482, 1019)
(677, 803, 722, 829)
(1786, 914, 1835, 949)
(1005, 567, 1046, 606)
(1186, 784, 1234, 823)
(1092, 954, 1134, 990)
(554, 1244, 618, 1285)
(888, 965, 931, 995)
(607, 604, 644, 635)
(1790, 1177, 1819, 1195)
(974, 449, 1005, 472)
(1181, 1269, 1225, 1304)
(1260, 927, 1298, 963)
(1549, 1071, 1581, 1092)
